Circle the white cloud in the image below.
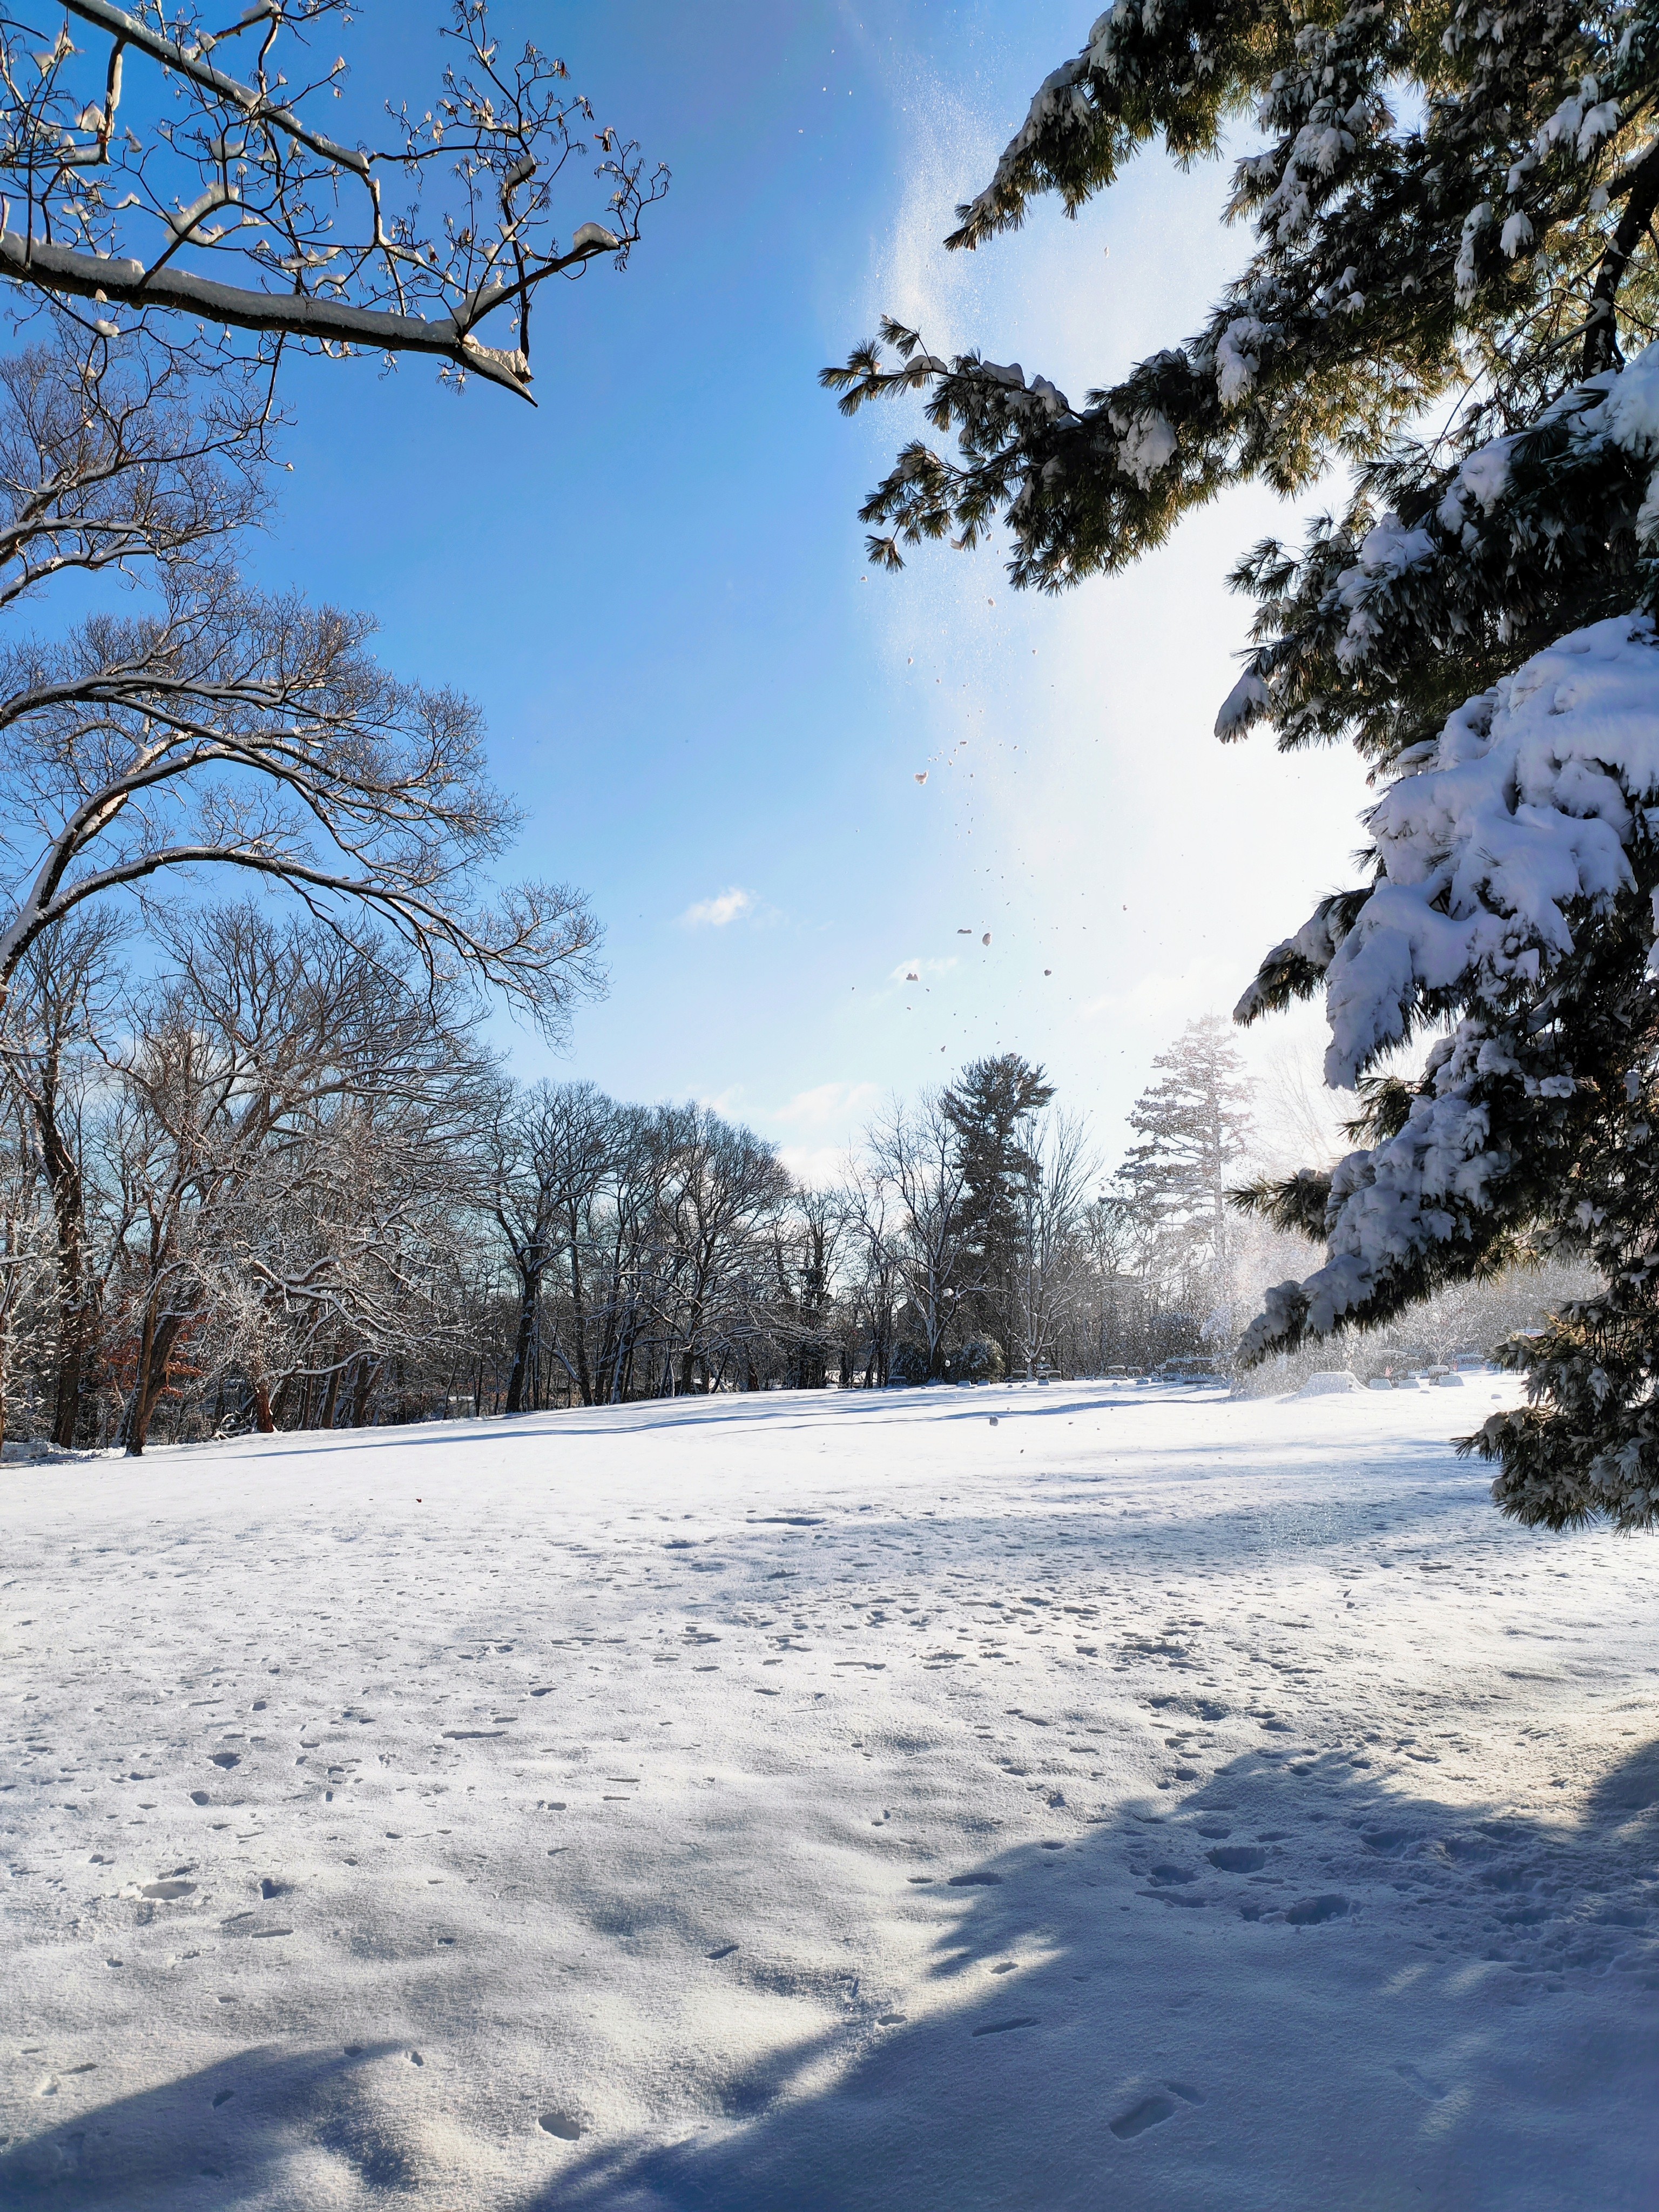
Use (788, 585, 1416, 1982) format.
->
(679, 886, 757, 929)
(777, 1142, 853, 1189)
(772, 1080, 881, 1130)
(1076, 960, 1242, 1026)
(888, 955, 959, 982)
(698, 1084, 747, 1118)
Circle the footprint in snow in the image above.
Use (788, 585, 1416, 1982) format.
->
(539, 2112, 582, 2139)
(1394, 2062, 1447, 2102)
(1110, 2082, 1205, 2139)
(1285, 1893, 1350, 1925)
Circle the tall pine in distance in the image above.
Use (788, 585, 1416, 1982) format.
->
(826, 1, 1659, 1530)
(941, 1053, 1055, 1373)
(1121, 1016, 1255, 1343)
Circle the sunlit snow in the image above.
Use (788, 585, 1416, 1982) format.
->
(3, 1382, 1656, 2207)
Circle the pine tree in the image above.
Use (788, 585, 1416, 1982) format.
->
(1121, 1016, 1256, 1334)
(941, 1053, 1055, 1365)
(825, 3, 1659, 1529)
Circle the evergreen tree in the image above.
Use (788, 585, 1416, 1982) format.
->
(1121, 1016, 1255, 1334)
(941, 1053, 1055, 1364)
(826, 3, 1659, 1529)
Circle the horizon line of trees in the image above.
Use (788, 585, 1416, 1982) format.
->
(0, 959, 1586, 1455)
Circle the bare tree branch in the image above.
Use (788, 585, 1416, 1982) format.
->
(0, 2, 667, 400)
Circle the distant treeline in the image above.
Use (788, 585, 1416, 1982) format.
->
(0, 936, 1573, 1452)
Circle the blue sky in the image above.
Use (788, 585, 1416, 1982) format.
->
(246, 1, 1371, 1182)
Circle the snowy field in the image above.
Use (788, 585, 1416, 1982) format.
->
(3, 1380, 1657, 2210)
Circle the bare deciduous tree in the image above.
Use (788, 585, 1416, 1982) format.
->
(104, 901, 493, 1450)
(4, 909, 126, 1441)
(1010, 1106, 1097, 1381)
(0, 333, 272, 607)
(864, 1091, 972, 1382)
(490, 1077, 617, 1413)
(0, 2, 666, 400)
(0, 566, 603, 1031)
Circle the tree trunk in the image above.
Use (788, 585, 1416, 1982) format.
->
(36, 1076, 94, 1448)
(0, 1287, 11, 1453)
(318, 1358, 342, 1429)
(126, 1310, 183, 1456)
(251, 1378, 275, 1433)
(569, 1231, 596, 1407)
(505, 1267, 539, 1414)
(352, 1358, 377, 1427)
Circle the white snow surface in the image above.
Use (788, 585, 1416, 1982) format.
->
(3, 1381, 1658, 2210)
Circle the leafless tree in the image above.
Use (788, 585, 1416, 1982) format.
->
(0, 1068, 49, 1443)
(864, 1090, 971, 1381)
(103, 900, 493, 1450)
(489, 1076, 618, 1413)
(1010, 1105, 1097, 1380)
(0, 567, 603, 1033)
(647, 1102, 791, 1395)
(5, 906, 122, 1439)
(0, 2, 666, 400)
(0, 331, 272, 608)
(839, 1162, 902, 1387)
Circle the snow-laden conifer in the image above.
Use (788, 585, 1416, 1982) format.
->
(826, 0, 1659, 1527)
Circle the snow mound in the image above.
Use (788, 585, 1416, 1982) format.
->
(1297, 1369, 1363, 1396)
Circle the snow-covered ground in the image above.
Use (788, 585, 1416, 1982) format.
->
(4, 1380, 1657, 2210)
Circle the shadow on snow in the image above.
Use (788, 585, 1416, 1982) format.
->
(524, 1735, 1659, 2212)
(6, 1743, 1656, 2209)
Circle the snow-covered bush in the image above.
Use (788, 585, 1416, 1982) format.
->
(889, 1341, 933, 1387)
(947, 1338, 1006, 1384)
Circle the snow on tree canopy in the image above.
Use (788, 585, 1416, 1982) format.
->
(1243, 612, 1659, 1090)
(1219, 339, 1659, 748)
(1236, 608, 1659, 1368)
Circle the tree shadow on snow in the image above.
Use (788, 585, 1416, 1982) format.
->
(0, 2040, 408, 2208)
(140, 1381, 1206, 1469)
(191, 1388, 989, 1463)
(520, 1735, 1659, 2212)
